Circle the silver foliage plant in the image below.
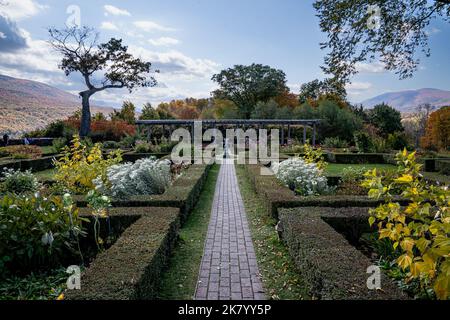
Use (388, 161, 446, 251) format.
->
(273, 157, 332, 196)
(94, 157, 172, 199)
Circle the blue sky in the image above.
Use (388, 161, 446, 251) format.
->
(0, 0, 449, 109)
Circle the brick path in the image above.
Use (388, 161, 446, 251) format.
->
(194, 160, 265, 300)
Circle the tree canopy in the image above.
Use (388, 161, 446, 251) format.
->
(212, 64, 288, 119)
(314, 0, 450, 83)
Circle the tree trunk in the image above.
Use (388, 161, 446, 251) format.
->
(80, 92, 92, 137)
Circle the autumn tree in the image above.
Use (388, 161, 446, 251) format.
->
(314, 0, 450, 83)
(421, 106, 450, 151)
(212, 64, 288, 119)
(49, 26, 156, 136)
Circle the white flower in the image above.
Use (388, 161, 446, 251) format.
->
(41, 231, 54, 246)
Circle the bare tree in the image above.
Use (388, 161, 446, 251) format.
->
(48, 26, 157, 136)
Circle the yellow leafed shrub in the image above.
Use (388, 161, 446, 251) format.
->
(362, 149, 450, 299)
(53, 136, 122, 194)
(302, 143, 327, 171)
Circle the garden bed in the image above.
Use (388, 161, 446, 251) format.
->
(66, 207, 180, 300)
(240, 164, 409, 219)
(278, 207, 408, 300)
(73, 164, 212, 224)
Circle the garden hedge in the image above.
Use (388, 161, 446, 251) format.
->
(326, 153, 387, 164)
(241, 164, 409, 219)
(74, 164, 212, 224)
(66, 207, 180, 300)
(0, 155, 58, 172)
(278, 207, 408, 300)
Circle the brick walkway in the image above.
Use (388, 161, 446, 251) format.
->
(194, 160, 265, 300)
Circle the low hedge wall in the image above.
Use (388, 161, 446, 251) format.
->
(326, 153, 387, 164)
(74, 164, 212, 224)
(278, 207, 407, 300)
(66, 207, 180, 300)
(121, 152, 170, 162)
(436, 159, 450, 175)
(0, 155, 58, 172)
(241, 164, 409, 219)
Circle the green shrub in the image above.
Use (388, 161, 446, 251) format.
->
(387, 132, 410, 151)
(0, 193, 85, 274)
(102, 141, 120, 150)
(52, 138, 67, 154)
(354, 131, 375, 153)
(0, 168, 40, 195)
(323, 137, 349, 148)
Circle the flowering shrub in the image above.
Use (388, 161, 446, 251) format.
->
(0, 168, 41, 195)
(0, 193, 85, 273)
(94, 157, 172, 199)
(273, 157, 331, 196)
(53, 136, 122, 194)
(362, 149, 450, 299)
(302, 143, 327, 170)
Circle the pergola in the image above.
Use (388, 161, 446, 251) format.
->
(135, 119, 321, 146)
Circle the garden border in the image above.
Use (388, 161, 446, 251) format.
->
(278, 206, 408, 300)
(66, 207, 180, 300)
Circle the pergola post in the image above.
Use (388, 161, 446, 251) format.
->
(147, 126, 152, 143)
(287, 125, 291, 144)
(191, 123, 194, 144)
(281, 125, 285, 145)
(162, 125, 165, 141)
(303, 126, 307, 144)
(312, 122, 316, 147)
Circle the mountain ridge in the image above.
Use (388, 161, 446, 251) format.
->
(0, 74, 115, 136)
(360, 88, 450, 112)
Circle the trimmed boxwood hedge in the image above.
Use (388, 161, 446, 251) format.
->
(0, 155, 58, 172)
(278, 207, 408, 300)
(241, 164, 409, 219)
(66, 207, 180, 300)
(74, 164, 212, 224)
(326, 153, 387, 164)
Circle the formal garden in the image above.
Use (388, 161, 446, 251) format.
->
(0, 102, 448, 300)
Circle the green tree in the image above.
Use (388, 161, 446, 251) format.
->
(250, 100, 278, 119)
(368, 103, 403, 136)
(49, 26, 156, 136)
(294, 100, 362, 142)
(139, 102, 160, 120)
(314, 0, 450, 82)
(298, 78, 346, 104)
(212, 64, 288, 119)
(110, 101, 136, 124)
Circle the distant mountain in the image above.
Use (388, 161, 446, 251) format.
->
(361, 88, 450, 112)
(0, 74, 115, 136)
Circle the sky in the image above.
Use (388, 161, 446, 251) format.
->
(0, 0, 449, 110)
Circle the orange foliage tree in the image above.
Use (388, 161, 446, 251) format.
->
(420, 106, 450, 151)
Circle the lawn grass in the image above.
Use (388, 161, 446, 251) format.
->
(325, 163, 397, 176)
(34, 169, 56, 181)
(40, 146, 56, 155)
(157, 164, 220, 300)
(236, 165, 309, 300)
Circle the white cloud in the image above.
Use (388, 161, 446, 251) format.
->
(0, 31, 5, 39)
(346, 81, 372, 91)
(148, 37, 180, 47)
(0, 0, 47, 20)
(100, 21, 119, 31)
(103, 5, 131, 17)
(355, 61, 386, 74)
(129, 46, 220, 79)
(133, 20, 175, 32)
